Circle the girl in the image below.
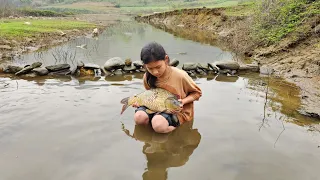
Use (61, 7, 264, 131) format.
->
(134, 42, 202, 133)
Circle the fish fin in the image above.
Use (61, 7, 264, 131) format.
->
(145, 109, 156, 114)
(121, 104, 129, 115)
(120, 97, 130, 114)
(121, 97, 129, 104)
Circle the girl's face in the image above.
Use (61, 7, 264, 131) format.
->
(144, 55, 169, 78)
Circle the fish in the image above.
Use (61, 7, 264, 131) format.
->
(120, 88, 182, 115)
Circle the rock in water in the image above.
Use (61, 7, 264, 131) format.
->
(182, 63, 198, 71)
(123, 65, 137, 72)
(208, 63, 219, 71)
(83, 63, 100, 69)
(15, 62, 42, 75)
(32, 67, 49, 76)
(4, 65, 23, 73)
(104, 57, 125, 71)
(197, 63, 210, 71)
(46, 64, 70, 72)
(125, 59, 132, 66)
(214, 61, 240, 70)
(169, 59, 179, 67)
(133, 61, 143, 69)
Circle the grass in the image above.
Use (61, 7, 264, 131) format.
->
(40, 0, 242, 14)
(120, 0, 240, 14)
(224, 1, 255, 16)
(42, 2, 118, 14)
(0, 19, 96, 40)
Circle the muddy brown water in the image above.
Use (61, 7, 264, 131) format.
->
(1, 21, 320, 180)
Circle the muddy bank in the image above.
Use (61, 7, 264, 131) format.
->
(135, 7, 320, 120)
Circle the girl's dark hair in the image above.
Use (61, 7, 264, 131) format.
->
(140, 42, 169, 88)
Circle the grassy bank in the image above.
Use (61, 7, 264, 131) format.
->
(0, 19, 96, 40)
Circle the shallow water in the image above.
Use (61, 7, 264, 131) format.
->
(0, 21, 320, 180)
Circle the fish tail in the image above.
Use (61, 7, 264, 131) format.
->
(120, 97, 130, 114)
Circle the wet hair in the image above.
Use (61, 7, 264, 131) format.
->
(140, 42, 169, 88)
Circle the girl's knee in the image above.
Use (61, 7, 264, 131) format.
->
(134, 111, 149, 125)
(151, 115, 170, 133)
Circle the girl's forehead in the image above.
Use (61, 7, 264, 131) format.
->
(145, 60, 164, 68)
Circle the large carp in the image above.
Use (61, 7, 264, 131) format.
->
(120, 88, 182, 115)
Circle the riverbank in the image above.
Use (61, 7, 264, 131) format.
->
(0, 11, 131, 64)
(135, 5, 320, 119)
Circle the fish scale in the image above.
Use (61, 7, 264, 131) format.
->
(120, 88, 181, 115)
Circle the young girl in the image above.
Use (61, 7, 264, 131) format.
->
(134, 42, 202, 133)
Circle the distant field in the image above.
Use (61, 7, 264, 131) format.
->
(0, 19, 95, 39)
(121, 0, 240, 13)
(41, 0, 241, 14)
(42, 2, 120, 14)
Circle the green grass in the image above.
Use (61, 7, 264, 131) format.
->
(252, 0, 320, 45)
(120, 0, 240, 14)
(224, 1, 255, 16)
(0, 19, 95, 39)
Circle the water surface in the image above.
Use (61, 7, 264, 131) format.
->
(0, 21, 319, 180)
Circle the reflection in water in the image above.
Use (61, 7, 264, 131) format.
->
(215, 74, 239, 83)
(122, 121, 201, 180)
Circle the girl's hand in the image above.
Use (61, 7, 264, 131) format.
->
(168, 99, 184, 114)
(178, 99, 185, 108)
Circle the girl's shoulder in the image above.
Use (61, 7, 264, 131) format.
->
(170, 66, 190, 79)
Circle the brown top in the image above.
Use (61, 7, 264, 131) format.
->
(143, 66, 202, 124)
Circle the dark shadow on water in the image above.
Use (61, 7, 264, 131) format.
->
(122, 121, 201, 180)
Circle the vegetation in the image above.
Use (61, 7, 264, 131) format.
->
(252, 0, 320, 45)
(0, 19, 95, 39)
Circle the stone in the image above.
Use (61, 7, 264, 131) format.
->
(46, 64, 70, 72)
(182, 63, 198, 71)
(169, 59, 179, 67)
(133, 60, 143, 69)
(83, 63, 100, 69)
(125, 58, 132, 66)
(260, 65, 274, 75)
(214, 61, 240, 70)
(104, 57, 125, 71)
(239, 64, 260, 72)
(123, 65, 137, 72)
(4, 65, 23, 74)
(32, 67, 49, 76)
